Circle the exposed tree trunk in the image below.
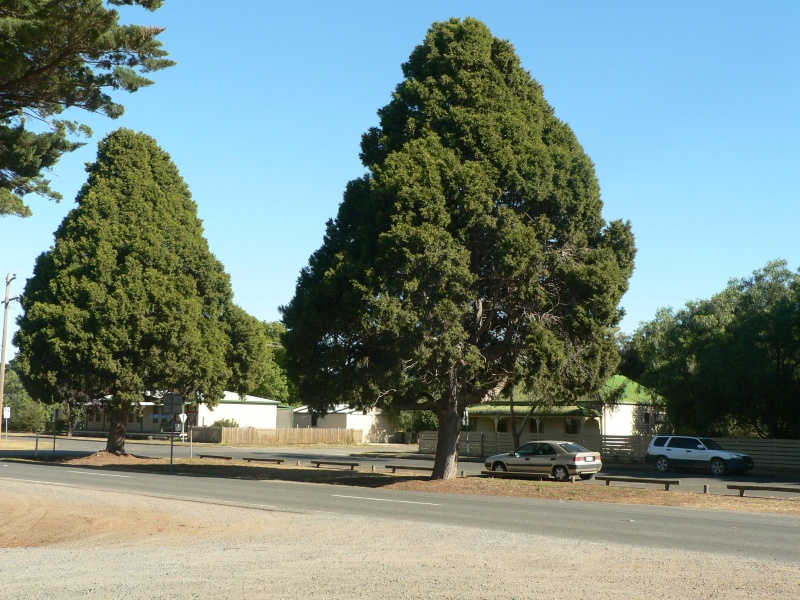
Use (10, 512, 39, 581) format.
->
(106, 403, 128, 454)
(64, 403, 74, 437)
(509, 388, 521, 449)
(431, 401, 461, 480)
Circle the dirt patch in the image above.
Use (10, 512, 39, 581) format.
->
(0, 491, 181, 548)
(37, 451, 800, 516)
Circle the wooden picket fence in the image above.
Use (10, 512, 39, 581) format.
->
(190, 427, 363, 445)
(419, 431, 800, 474)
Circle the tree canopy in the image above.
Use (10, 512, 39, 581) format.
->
(621, 260, 800, 439)
(0, 0, 173, 217)
(2, 364, 48, 432)
(282, 18, 636, 479)
(250, 321, 294, 404)
(12, 128, 262, 452)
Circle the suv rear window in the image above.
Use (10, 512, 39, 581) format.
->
(667, 437, 700, 449)
(651, 436, 668, 447)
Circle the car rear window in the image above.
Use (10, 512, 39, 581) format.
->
(668, 437, 700, 449)
(700, 438, 723, 450)
(559, 443, 588, 453)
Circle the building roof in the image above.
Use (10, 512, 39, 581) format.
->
(468, 405, 601, 418)
(219, 391, 280, 405)
(468, 376, 655, 418)
(600, 375, 659, 406)
(293, 404, 378, 415)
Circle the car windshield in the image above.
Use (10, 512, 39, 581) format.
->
(699, 438, 723, 450)
(559, 442, 588, 453)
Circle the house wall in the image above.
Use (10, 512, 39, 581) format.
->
(601, 404, 637, 436)
(85, 406, 166, 435)
(196, 402, 278, 429)
(358, 414, 395, 443)
(293, 411, 395, 443)
(276, 407, 294, 428)
(601, 403, 668, 436)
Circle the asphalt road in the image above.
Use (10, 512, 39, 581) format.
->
(1, 457, 799, 564)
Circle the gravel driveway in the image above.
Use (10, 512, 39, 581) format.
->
(1, 479, 798, 599)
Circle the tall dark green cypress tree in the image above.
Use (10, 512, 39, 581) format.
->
(282, 18, 636, 479)
(14, 128, 234, 453)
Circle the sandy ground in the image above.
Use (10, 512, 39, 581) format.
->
(1, 474, 799, 599)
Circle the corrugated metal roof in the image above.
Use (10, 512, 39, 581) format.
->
(468, 405, 601, 418)
(219, 391, 280, 405)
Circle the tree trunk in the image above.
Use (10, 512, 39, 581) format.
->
(65, 403, 74, 437)
(509, 388, 521, 449)
(431, 402, 460, 480)
(106, 403, 128, 454)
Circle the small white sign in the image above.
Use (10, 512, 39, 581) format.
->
(178, 413, 187, 423)
(3, 407, 10, 419)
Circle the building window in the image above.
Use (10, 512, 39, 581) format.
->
(565, 418, 579, 435)
(496, 419, 507, 433)
(529, 418, 540, 433)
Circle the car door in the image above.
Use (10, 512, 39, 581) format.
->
(690, 438, 711, 469)
(665, 437, 704, 468)
(505, 442, 536, 471)
(529, 442, 558, 474)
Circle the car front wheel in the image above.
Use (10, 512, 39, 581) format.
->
(492, 462, 507, 472)
(553, 465, 570, 482)
(655, 456, 671, 473)
(710, 458, 727, 476)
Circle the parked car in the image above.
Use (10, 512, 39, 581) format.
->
(484, 440, 602, 482)
(645, 435, 754, 475)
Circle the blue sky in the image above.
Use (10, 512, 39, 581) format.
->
(2, 1, 799, 347)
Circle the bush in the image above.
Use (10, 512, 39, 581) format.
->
(3, 369, 48, 432)
(394, 411, 438, 442)
(211, 418, 239, 428)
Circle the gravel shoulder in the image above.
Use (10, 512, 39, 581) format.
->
(1, 453, 799, 599)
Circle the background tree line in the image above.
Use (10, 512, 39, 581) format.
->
(621, 260, 800, 439)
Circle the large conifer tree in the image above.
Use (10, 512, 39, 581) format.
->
(282, 18, 636, 479)
(0, 0, 174, 218)
(14, 128, 236, 453)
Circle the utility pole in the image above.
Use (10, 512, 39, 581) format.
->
(0, 272, 18, 430)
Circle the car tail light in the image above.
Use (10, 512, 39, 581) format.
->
(575, 456, 584, 462)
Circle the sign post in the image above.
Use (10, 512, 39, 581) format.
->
(164, 393, 183, 473)
(3, 406, 9, 440)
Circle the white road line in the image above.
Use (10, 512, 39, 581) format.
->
(68, 470, 129, 478)
(332, 494, 440, 506)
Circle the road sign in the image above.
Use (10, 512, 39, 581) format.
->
(3, 406, 9, 419)
(178, 413, 187, 423)
(163, 393, 184, 414)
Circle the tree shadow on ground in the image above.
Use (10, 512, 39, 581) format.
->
(11, 454, 432, 488)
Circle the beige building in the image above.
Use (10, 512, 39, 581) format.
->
(293, 405, 396, 443)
